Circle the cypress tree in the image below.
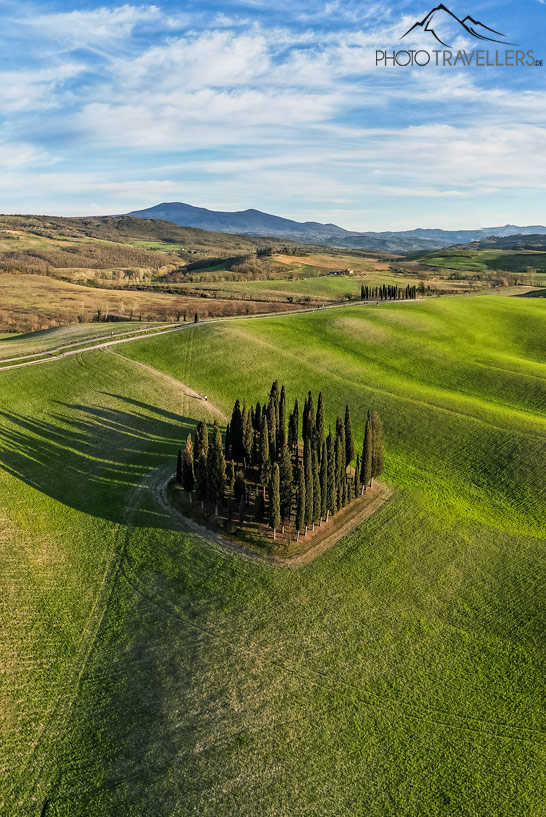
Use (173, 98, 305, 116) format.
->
(326, 427, 336, 515)
(371, 411, 385, 482)
(304, 439, 313, 526)
(312, 449, 321, 523)
(182, 434, 195, 492)
(255, 492, 265, 525)
(278, 385, 287, 454)
(176, 448, 182, 483)
(361, 410, 372, 491)
(230, 400, 244, 463)
(259, 414, 271, 484)
(254, 401, 262, 431)
(344, 404, 354, 467)
(279, 443, 293, 522)
(224, 422, 231, 459)
(267, 401, 276, 462)
(305, 391, 315, 441)
(195, 454, 207, 502)
(242, 401, 253, 464)
(316, 392, 325, 449)
(354, 453, 361, 496)
(288, 410, 296, 450)
(296, 465, 305, 532)
(194, 420, 209, 462)
(292, 398, 299, 446)
(269, 380, 280, 439)
(335, 419, 345, 508)
(233, 471, 246, 503)
(269, 462, 281, 531)
(206, 420, 226, 509)
(320, 440, 328, 519)
(194, 312, 198, 322)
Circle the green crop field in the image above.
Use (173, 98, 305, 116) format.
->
(2, 295, 546, 816)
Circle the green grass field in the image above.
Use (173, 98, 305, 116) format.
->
(2, 295, 546, 816)
(421, 249, 546, 274)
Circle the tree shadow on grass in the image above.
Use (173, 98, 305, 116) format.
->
(0, 395, 204, 528)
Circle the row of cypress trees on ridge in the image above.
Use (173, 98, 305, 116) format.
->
(176, 381, 385, 539)
(361, 284, 417, 301)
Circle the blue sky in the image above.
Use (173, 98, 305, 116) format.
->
(0, 0, 545, 229)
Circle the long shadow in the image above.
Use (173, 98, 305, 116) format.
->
(0, 397, 205, 528)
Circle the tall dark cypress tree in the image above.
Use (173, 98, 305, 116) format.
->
(305, 391, 315, 441)
(344, 404, 354, 467)
(335, 418, 345, 509)
(371, 411, 385, 482)
(195, 454, 207, 502)
(254, 401, 262, 431)
(269, 462, 281, 531)
(206, 420, 226, 510)
(279, 442, 294, 522)
(224, 422, 231, 459)
(316, 392, 325, 450)
(288, 410, 296, 451)
(242, 401, 254, 464)
(326, 427, 336, 515)
(176, 448, 182, 483)
(304, 439, 313, 526)
(361, 410, 372, 491)
(269, 380, 280, 440)
(320, 440, 328, 519)
(182, 433, 195, 492)
(230, 400, 244, 463)
(292, 398, 299, 446)
(259, 414, 271, 484)
(267, 400, 276, 462)
(312, 449, 321, 523)
(278, 385, 287, 454)
(194, 420, 209, 462)
(296, 465, 305, 532)
(354, 453, 361, 496)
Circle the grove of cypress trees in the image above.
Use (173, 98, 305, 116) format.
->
(371, 411, 385, 482)
(182, 434, 195, 493)
(269, 462, 281, 532)
(344, 404, 354, 467)
(279, 443, 293, 523)
(296, 465, 305, 532)
(361, 410, 372, 491)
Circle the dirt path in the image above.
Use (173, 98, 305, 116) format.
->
(106, 350, 228, 422)
(155, 467, 392, 569)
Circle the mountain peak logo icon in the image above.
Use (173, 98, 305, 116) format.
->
(401, 4, 515, 48)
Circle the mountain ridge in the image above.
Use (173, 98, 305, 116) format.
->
(124, 202, 546, 254)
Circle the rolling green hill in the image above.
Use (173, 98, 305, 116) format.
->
(2, 295, 546, 816)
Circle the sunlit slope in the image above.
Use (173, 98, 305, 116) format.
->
(2, 294, 546, 816)
(124, 296, 546, 538)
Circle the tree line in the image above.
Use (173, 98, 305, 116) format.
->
(361, 284, 417, 300)
(176, 381, 385, 540)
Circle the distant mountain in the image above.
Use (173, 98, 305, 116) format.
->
(124, 203, 546, 254)
(401, 4, 513, 48)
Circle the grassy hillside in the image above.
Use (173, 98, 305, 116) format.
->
(2, 296, 546, 816)
(419, 248, 546, 276)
